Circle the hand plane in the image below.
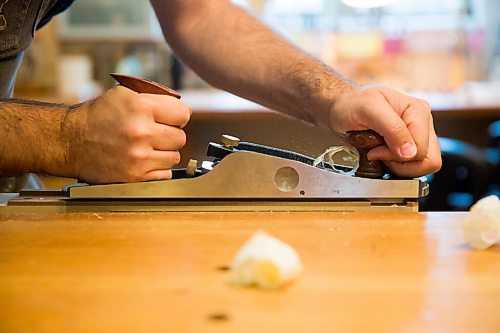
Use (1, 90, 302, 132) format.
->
(1, 74, 428, 213)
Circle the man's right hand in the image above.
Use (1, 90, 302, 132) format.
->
(328, 86, 442, 178)
(63, 85, 191, 184)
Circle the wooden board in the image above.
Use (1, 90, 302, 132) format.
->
(0, 211, 499, 332)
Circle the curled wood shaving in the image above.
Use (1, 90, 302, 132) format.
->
(313, 146, 360, 176)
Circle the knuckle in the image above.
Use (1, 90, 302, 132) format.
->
(430, 156, 443, 173)
(127, 148, 148, 164)
(419, 99, 432, 112)
(162, 128, 186, 149)
(111, 85, 128, 96)
(177, 105, 191, 127)
(169, 151, 181, 166)
(110, 85, 137, 104)
(125, 123, 150, 141)
(130, 95, 154, 113)
(176, 129, 187, 148)
(164, 170, 173, 180)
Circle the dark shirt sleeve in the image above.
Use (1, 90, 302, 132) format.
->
(37, 0, 76, 29)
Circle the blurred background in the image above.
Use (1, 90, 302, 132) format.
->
(14, 0, 499, 210)
(16, 0, 500, 98)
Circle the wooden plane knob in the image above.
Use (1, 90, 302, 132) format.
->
(346, 130, 387, 178)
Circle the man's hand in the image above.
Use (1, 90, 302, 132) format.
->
(151, 0, 440, 178)
(63, 86, 191, 184)
(330, 86, 442, 178)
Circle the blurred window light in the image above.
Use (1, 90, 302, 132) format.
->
(385, 0, 465, 14)
(342, 0, 397, 9)
(231, 0, 499, 90)
(232, 0, 324, 15)
(265, 0, 324, 15)
(239, 0, 481, 31)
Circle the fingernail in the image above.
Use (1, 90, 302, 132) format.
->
(399, 142, 416, 158)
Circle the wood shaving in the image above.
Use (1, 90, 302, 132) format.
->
(313, 146, 360, 176)
(463, 195, 500, 250)
(229, 231, 303, 290)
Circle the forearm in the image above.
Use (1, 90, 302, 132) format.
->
(152, 0, 441, 178)
(0, 99, 72, 177)
(0, 85, 191, 184)
(152, 0, 356, 127)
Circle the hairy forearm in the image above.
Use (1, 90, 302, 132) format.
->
(152, 0, 356, 127)
(0, 99, 72, 177)
(0, 85, 192, 184)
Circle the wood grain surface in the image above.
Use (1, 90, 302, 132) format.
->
(0, 212, 499, 333)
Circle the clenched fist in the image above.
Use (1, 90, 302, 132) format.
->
(330, 86, 442, 178)
(62, 85, 191, 184)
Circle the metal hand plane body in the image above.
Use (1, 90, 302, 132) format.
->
(69, 135, 429, 204)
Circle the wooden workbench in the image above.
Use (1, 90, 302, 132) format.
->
(0, 212, 498, 332)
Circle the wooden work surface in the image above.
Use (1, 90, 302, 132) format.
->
(0, 211, 499, 332)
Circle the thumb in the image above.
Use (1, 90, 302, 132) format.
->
(361, 102, 417, 161)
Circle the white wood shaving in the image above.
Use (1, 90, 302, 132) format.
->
(229, 231, 303, 290)
(313, 146, 360, 176)
(463, 195, 500, 250)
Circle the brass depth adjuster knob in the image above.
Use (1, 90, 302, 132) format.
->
(221, 134, 241, 150)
